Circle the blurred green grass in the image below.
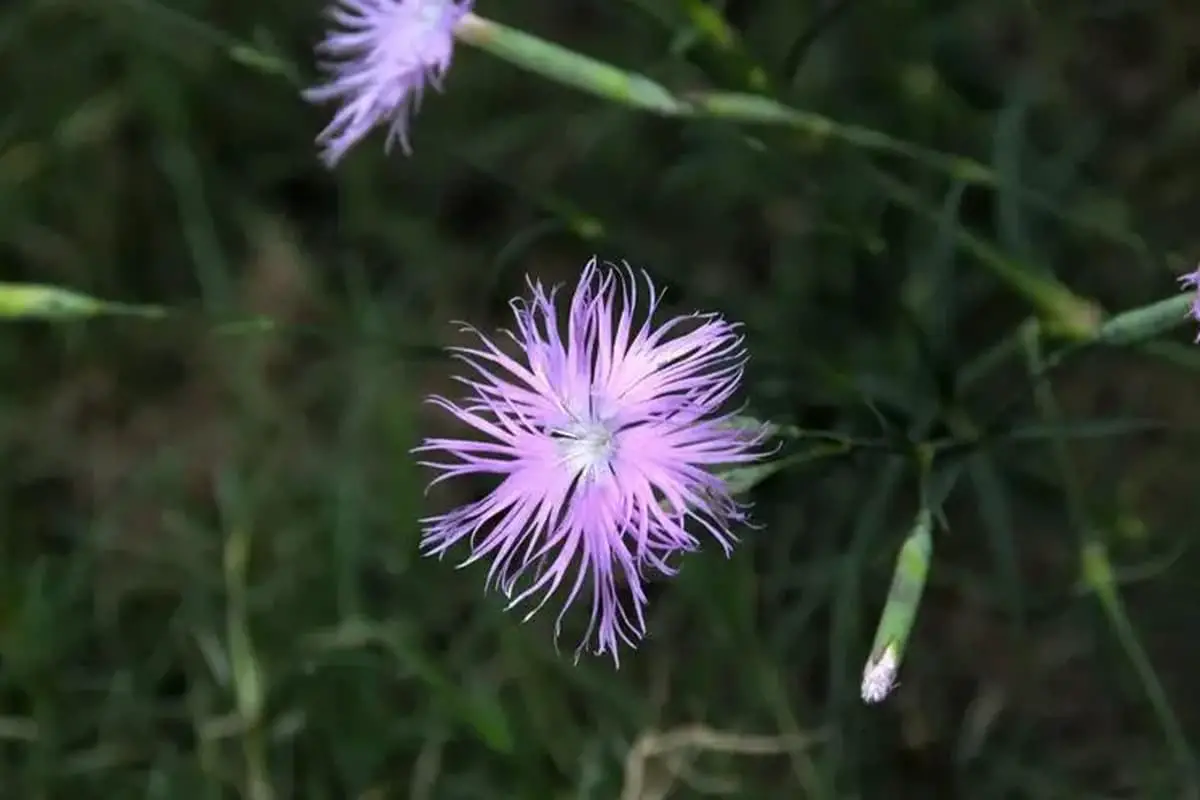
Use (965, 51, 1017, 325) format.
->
(1, 0, 1200, 797)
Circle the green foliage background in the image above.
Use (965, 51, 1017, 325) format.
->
(1, 0, 1199, 797)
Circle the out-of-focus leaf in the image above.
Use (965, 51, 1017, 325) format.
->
(0, 283, 165, 321)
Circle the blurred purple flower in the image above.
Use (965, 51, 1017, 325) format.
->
(416, 259, 767, 662)
(1181, 266, 1200, 342)
(304, 0, 472, 166)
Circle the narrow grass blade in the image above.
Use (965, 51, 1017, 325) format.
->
(870, 169, 1102, 337)
(1080, 540, 1198, 786)
(676, 0, 771, 90)
(1024, 326, 1198, 786)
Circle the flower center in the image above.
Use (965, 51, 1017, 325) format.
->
(554, 418, 616, 480)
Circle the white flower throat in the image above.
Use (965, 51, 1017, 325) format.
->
(554, 418, 617, 479)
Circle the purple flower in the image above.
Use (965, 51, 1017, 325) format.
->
(1181, 267, 1200, 342)
(416, 259, 767, 662)
(304, 0, 472, 166)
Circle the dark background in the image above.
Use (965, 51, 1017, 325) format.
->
(1, 0, 1198, 797)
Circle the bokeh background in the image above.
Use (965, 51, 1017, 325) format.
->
(2, 0, 1200, 797)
